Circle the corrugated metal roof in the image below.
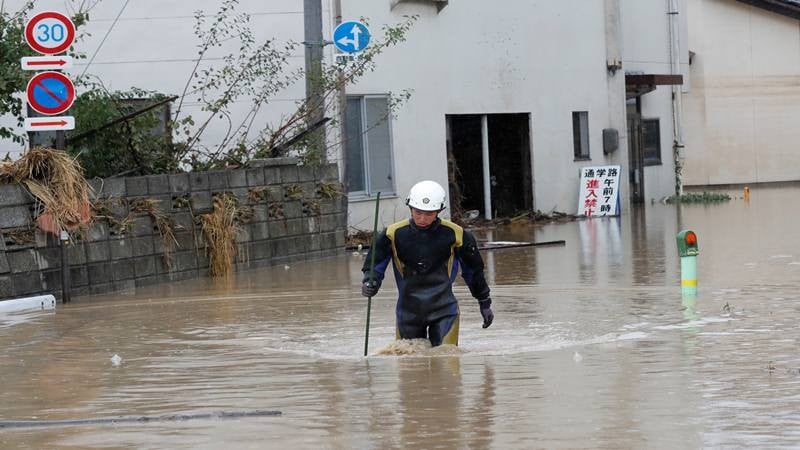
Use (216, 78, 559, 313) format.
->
(734, 0, 800, 19)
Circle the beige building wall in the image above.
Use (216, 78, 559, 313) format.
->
(684, 0, 800, 185)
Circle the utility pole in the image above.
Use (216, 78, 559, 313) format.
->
(304, 0, 326, 164)
(333, 0, 348, 191)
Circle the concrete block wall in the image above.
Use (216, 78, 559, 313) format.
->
(0, 158, 346, 301)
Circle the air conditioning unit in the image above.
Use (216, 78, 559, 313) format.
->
(390, 0, 449, 13)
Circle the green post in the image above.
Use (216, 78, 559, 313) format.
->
(676, 230, 699, 297)
(364, 192, 381, 357)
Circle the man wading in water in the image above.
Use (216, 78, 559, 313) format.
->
(361, 180, 494, 346)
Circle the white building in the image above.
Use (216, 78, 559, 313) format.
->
(343, 0, 689, 229)
(1, 0, 689, 230)
(684, 0, 800, 186)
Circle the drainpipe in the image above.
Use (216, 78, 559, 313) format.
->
(481, 115, 492, 220)
(668, 0, 685, 196)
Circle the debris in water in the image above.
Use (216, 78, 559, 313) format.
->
(283, 265, 290, 270)
(573, 351, 583, 363)
(0, 409, 282, 429)
(721, 302, 732, 314)
(110, 354, 122, 366)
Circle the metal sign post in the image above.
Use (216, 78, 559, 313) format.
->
(22, 10, 77, 303)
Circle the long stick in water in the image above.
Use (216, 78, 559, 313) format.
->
(0, 410, 281, 429)
(364, 192, 381, 357)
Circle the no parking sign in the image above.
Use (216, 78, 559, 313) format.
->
(26, 71, 75, 115)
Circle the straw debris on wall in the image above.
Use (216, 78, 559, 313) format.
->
(200, 193, 253, 277)
(0, 147, 92, 235)
(131, 198, 180, 270)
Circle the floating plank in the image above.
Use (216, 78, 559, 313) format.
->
(478, 240, 566, 250)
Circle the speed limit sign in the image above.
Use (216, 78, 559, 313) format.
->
(24, 11, 76, 55)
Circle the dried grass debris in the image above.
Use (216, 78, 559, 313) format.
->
(317, 181, 344, 199)
(0, 147, 92, 234)
(200, 193, 252, 277)
(131, 198, 179, 270)
(285, 184, 304, 200)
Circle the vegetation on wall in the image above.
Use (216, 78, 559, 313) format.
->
(664, 192, 732, 204)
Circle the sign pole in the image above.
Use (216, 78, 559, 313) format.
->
(22, 10, 77, 303)
(59, 230, 71, 303)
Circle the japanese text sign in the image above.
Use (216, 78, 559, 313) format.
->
(577, 165, 621, 217)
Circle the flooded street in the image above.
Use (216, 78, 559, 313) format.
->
(2, 185, 800, 449)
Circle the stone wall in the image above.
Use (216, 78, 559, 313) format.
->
(0, 158, 346, 301)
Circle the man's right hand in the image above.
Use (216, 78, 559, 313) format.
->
(361, 280, 380, 298)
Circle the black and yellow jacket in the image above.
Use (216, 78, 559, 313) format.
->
(362, 218, 490, 326)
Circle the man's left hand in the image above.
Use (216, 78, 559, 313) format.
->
(479, 299, 494, 328)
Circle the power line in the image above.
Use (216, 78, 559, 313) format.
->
(80, 0, 131, 77)
(72, 54, 304, 66)
(88, 11, 304, 22)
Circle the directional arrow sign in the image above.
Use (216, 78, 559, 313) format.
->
(24, 116, 75, 131)
(26, 71, 75, 115)
(21, 55, 73, 71)
(333, 21, 371, 54)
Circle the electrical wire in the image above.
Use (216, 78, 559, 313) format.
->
(88, 11, 303, 22)
(79, 0, 130, 77)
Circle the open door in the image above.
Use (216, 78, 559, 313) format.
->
(627, 99, 645, 204)
(446, 113, 533, 219)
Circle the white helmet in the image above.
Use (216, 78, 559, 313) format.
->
(406, 180, 447, 211)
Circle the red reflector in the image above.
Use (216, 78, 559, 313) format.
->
(685, 232, 697, 246)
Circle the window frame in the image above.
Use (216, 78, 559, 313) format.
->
(642, 118, 662, 166)
(572, 111, 590, 161)
(345, 94, 396, 198)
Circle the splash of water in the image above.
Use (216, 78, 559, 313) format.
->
(375, 339, 465, 357)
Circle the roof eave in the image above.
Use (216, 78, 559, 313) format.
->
(733, 0, 800, 20)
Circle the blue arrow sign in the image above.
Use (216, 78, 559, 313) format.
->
(333, 21, 371, 54)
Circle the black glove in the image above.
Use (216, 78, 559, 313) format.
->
(479, 298, 494, 329)
(361, 279, 380, 298)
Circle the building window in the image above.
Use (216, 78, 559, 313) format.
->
(642, 118, 661, 165)
(572, 111, 590, 160)
(345, 95, 395, 196)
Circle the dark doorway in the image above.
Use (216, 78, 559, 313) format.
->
(446, 113, 532, 219)
(627, 98, 645, 204)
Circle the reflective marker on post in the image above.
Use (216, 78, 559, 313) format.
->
(677, 230, 699, 297)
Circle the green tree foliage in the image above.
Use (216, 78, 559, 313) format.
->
(66, 85, 178, 178)
(1, 2, 40, 144)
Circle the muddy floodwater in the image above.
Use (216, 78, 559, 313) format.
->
(2, 185, 800, 449)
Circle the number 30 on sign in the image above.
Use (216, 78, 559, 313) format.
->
(24, 11, 76, 55)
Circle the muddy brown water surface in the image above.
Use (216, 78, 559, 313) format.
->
(2, 186, 800, 449)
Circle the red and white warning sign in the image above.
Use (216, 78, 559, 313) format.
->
(24, 11, 76, 55)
